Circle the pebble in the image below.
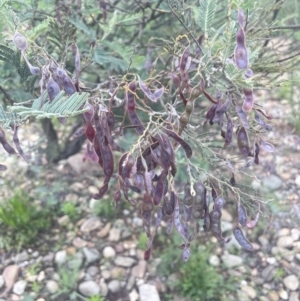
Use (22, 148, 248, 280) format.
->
(277, 236, 294, 248)
(111, 267, 126, 278)
(131, 260, 147, 278)
(86, 266, 99, 277)
(80, 216, 102, 233)
(278, 289, 288, 300)
(46, 280, 59, 293)
(108, 228, 121, 241)
(103, 246, 116, 258)
(295, 175, 300, 187)
(73, 237, 87, 248)
(0, 275, 4, 289)
(83, 247, 100, 263)
(78, 281, 100, 297)
(221, 254, 243, 268)
(289, 292, 300, 301)
(55, 250, 67, 264)
(268, 290, 279, 301)
(12, 280, 27, 295)
(278, 228, 290, 236)
(139, 283, 161, 301)
(101, 270, 111, 280)
(262, 175, 282, 191)
(15, 251, 29, 263)
(99, 279, 108, 296)
(97, 222, 111, 238)
(241, 285, 257, 299)
(108, 280, 121, 293)
(58, 215, 70, 226)
(129, 289, 139, 301)
(114, 256, 137, 268)
(209, 255, 220, 266)
(283, 275, 299, 291)
(133, 217, 143, 227)
(291, 228, 300, 241)
(261, 265, 275, 282)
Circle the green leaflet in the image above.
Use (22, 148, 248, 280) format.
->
(9, 91, 90, 119)
(198, 0, 218, 36)
(0, 105, 23, 128)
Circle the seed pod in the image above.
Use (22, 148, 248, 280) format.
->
(153, 179, 164, 205)
(173, 194, 188, 240)
(100, 139, 114, 178)
(93, 179, 109, 200)
(254, 143, 260, 165)
(236, 105, 250, 129)
(224, 115, 233, 147)
(184, 204, 193, 222)
(246, 211, 260, 229)
(183, 183, 193, 206)
(166, 191, 176, 216)
(73, 127, 85, 137)
(242, 89, 254, 113)
(13, 31, 27, 51)
(144, 248, 151, 261)
(237, 126, 250, 156)
(209, 209, 223, 239)
(237, 203, 248, 227)
(233, 226, 253, 251)
(234, 28, 248, 70)
(0, 128, 16, 155)
(254, 111, 272, 131)
(156, 207, 163, 229)
(106, 111, 115, 130)
(13, 125, 29, 163)
(93, 133, 103, 168)
(214, 196, 225, 210)
(200, 79, 218, 104)
(83, 142, 99, 162)
(29, 65, 40, 75)
(113, 189, 122, 206)
(260, 139, 275, 153)
(182, 247, 191, 262)
(138, 77, 156, 102)
(47, 75, 60, 102)
(194, 181, 205, 204)
(62, 73, 76, 95)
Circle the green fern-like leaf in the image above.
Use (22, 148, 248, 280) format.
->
(27, 17, 51, 40)
(10, 91, 90, 119)
(0, 105, 23, 128)
(198, 0, 217, 36)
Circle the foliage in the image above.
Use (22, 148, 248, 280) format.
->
(92, 199, 115, 219)
(60, 202, 80, 221)
(0, 190, 51, 248)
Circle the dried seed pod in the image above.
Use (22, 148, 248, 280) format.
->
(237, 126, 250, 156)
(224, 115, 233, 147)
(29, 65, 40, 75)
(93, 179, 109, 200)
(73, 127, 85, 137)
(166, 216, 173, 235)
(47, 75, 60, 102)
(113, 189, 122, 206)
(166, 191, 176, 216)
(242, 89, 254, 113)
(214, 196, 225, 210)
(254, 111, 272, 131)
(234, 28, 248, 70)
(233, 226, 253, 251)
(182, 247, 191, 262)
(62, 73, 76, 95)
(155, 207, 163, 229)
(238, 7, 245, 28)
(83, 142, 99, 162)
(0, 128, 16, 155)
(13, 125, 29, 163)
(260, 139, 275, 153)
(246, 211, 260, 229)
(184, 204, 193, 222)
(13, 31, 27, 51)
(138, 77, 156, 102)
(200, 79, 218, 104)
(106, 111, 115, 130)
(236, 105, 250, 129)
(183, 183, 193, 206)
(254, 143, 260, 165)
(173, 193, 188, 240)
(237, 203, 248, 227)
(153, 179, 164, 205)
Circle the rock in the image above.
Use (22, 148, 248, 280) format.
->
(15, 251, 29, 263)
(129, 289, 139, 301)
(83, 248, 100, 263)
(103, 246, 116, 258)
(283, 275, 299, 291)
(37, 271, 45, 282)
(73, 237, 87, 248)
(67, 252, 84, 269)
(278, 228, 290, 236)
(58, 215, 70, 226)
(55, 250, 67, 264)
(46, 280, 59, 293)
(80, 217, 102, 233)
(258, 235, 269, 248)
(97, 222, 111, 238)
(241, 285, 256, 299)
(108, 280, 121, 293)
(0, 276, 4, 289)
(221, 254, 243, 268)
(295, 175, 300, 187)
(111, 267, 126, 279)
(261, 265, 275, 282)
(277, 236, 294, 248)
(43, 252, 54, 263)
(278, 289, 288, 300)
(99, 279, 108, 297)
(133, 217, 143, 227)
(289, 292, 300, 301)
(139, 284, 160, 301)
(209, 255, 220, 266)
(268, 291, 279, 301)
(114, 256, 136, 268)
(291, 228, 300, 241)
(221, 209, 233, 222)
(70, 182, 85, 191)
(108, 228, 121, 242)
(86, 266, 99, 277)
(262, 175, 282, 191)
(101, 270, 111, 280)
(78, 281, 100, 297)
(2, 265, 19, 293)
(68, 153, 99, 174)
(266, 257, 276, 265)
(12, 280, 27, 295)
(126, 276, 135, 291)
(131, 260, 147, 278)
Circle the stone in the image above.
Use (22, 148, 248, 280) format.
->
(114, 256, 137, 268)
(86, 266, 99, 277)
(99, 279, 108, 297)
(291, 228, 300, 241)
(111, 267, 126, 279)
(70, 182, 85, 191)
(37, 271, 45, 282)
(101, 270, 111, 280)
(139, 284, 160, 301)
(262, 175, 282, 191)
(103, 246, 116, 258)
(261, 265, 275, 282)
(46, 280, 59, 293)
(12, 280, 27, 295)
(283, 275, 299, 291)
(15, 251, 29, 263)
(83, 247, 100, 263)
(221, 254, 243, 268)
(268, 291, 279, 301)
(126, 276, 135, 291)
(80, 217, 102, 233)
(0, 275, 4, 289)
(43, 252, 54, 263)
(209, 255, 220, 266)
(278, 289, 288, 300)
(68, 153, 99, 174)
(78, 281, 100, 297)
(131, 260, 147, 278)
(266, 257, 276, 264)
(295, 175, 300, 187)
(133, 217, 143, 227)
(2, 265, 19, 293)
(108, 228, 121, 242)
(55, 250, 67, 264)
(289, 292, 300, 301)
(278, 228, 290, 236)
(108, 280, 121, 293)
(241, 285, 257, 299)
(129, 289, 139, 301)
(277, 236, 294, 248)
(73, 237, 87, 248)
(97, 222, 111, 238)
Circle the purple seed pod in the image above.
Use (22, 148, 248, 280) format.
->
(234, 28, 249, 70)
(13, 31, 27, 51)
(260, 138, 275, 152)
(29, 65, 40, 75)
(214, 196, 225, 210)
(237, 203, 248, 227)
(236, 105, 250, 129)
(62, 73, 76, 95)
(237, 7, 245, 28)
(0, 128, 16, 155)
(182, 247, 191, 262)
(254, 143, 260, 165)
(47, 75, 60, 102)
(233, 226, 253, 251)
(237, 126, 250, 156)
(13, 125, 29, 163)
(73, 127, 85, 137)
(242, 89, 254, 113)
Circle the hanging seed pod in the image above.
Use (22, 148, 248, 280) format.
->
(13, 125, 29, 163)
(214, 196, 225, 210)
(62, 73, 76, 95)
(237, 126, 250, 156)
(47, 75, 60, 102)
(237, 203, 248, 227)
(246, 210, 260, 229)
(242, 89, 254, 113)
(153, 179, 164, 205)
(0, 128, 16, 155)
(182, 247, 191, 262)
(236, 105, 250, 129)
(233, 226, 253, 251)
(254, 143, 260, 164)
(13, 31, 27, 51)
(234, 28, 248, 70)
(260, 139, 275, 153)
(224, 115, 233, 147)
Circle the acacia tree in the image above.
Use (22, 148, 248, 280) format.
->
(0, 0, 299, 260)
